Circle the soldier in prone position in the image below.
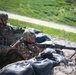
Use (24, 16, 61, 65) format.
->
(11, 28, 43, 60)
(0, 28, 43, 69)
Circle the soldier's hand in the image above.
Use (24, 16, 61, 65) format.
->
(38, 53, 41, 57)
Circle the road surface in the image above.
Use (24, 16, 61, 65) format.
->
(0, 11, 76, 33)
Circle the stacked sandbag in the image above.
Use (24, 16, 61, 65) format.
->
(0, 49, 67, 75)
(0, 61, 34, 75)
(28, 57, 54, 75)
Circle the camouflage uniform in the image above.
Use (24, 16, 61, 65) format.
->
(0, 14, 24, 69)
(0, 14, 39, 68)
(0, 14, 24, 45)
(16, 28, 39, 60)
(0, 28, 39, 68)
(0, 14, 8, 45)
(0, 14, 12, 45)
(0, 44, 25, 69)
(17, 39, 39, 60)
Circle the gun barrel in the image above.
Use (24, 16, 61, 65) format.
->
(36, 43, 76, 50)
(63, 46, 76, 50)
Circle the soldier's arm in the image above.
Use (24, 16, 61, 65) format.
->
(10, 37, 23, 49)
(10, 40, 20, 49)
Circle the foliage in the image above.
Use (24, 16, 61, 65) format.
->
(8, 19, 76, 42)
(0, 0, 76, 27)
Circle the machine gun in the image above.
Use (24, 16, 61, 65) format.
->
(35, 43, 76, 50)
(35, 43, 76, 62)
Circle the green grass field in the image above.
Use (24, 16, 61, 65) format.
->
(0, 0, 76, 42)
(8, 19, 76, 42)
(0, 0, 76, 27)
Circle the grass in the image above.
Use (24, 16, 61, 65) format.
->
(8, 19, 76, 42)
(0, 0, 76, 42)
(0, 0, 76, 27)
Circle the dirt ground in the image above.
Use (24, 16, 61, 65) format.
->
(53, 38, 76, 75)
(54, 50, 76, 75)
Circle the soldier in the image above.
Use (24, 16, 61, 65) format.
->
(0, 13, 15, 45)
(0, 13, 24, 45)
(0, 13, 8, 45)
(11, 28, 43, 60)
(0, 13, 24, 69)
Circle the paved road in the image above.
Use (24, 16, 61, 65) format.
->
(0, 11, 76, 33)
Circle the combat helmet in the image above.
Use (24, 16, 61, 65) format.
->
(0, 14, 8, 20)
(22, 28, 36, 42)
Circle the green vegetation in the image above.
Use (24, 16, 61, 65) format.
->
(8, 19, 76, 42)
(0, 0, 76, 27)
(0, 0, 76, 42)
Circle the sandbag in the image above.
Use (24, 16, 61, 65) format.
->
(35, 33, 51, 43)
(28, 57, 54, 75)
(40, 48, 68, 66)
(0, 61, 34, 75)
(53, 53, 68, 66)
